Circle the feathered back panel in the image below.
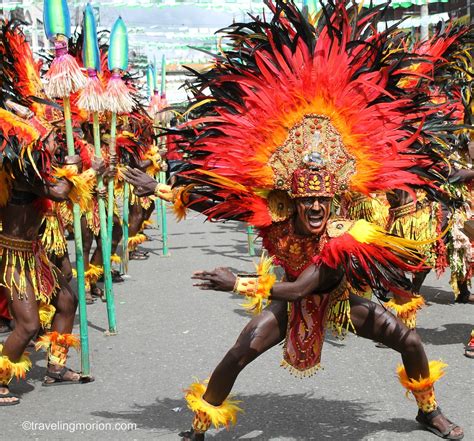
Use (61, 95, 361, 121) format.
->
(176, 0, 472, 227)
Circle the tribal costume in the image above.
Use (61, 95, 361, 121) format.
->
(0, 20, 91, 391)
(160, 1, 472, 437)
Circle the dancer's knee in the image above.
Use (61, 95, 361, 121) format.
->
(402, 330, 422, 355)
(16, 318, 41, 340)
(227, 343, 258, 370)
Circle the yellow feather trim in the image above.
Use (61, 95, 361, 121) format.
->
(128, 233, 147, 250)
(35, 332, 80, 352)
(184, 380, 242, 430)
(397, 360, 447, 393)
(142, 220, 154, 228)
(41, 214, 67, 257)
(385, 296, 425, 315)
(0, 344, 32, 383)
(241, 253, 276, 315)
(85, 264, 104, 285)
(53, 166, 96, 212)
(111, 254, 122, 264)
(348, 219, 429, 261)
(38, 302, 56, 329)
(172, 185, 195, 221)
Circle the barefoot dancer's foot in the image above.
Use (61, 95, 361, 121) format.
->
(179, 429, 205, 441)
(416, 409, 464, 440)
(0, 386, 19, 406)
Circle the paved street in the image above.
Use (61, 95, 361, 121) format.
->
(1, 210, 473, 440)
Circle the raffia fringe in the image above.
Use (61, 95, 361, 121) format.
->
(105, 76, 134, 114)
(41, 215, 67, 257)
(0, 237, 56, 303)
(77, 76, 105, 112)
(326, 298, 354, 336)
(348, 195, 388, 227)
(184, 380, 242, 430)
(0, 344, 32, 384)
(280, 359, 322, 378)
(44, 53, 87, 98)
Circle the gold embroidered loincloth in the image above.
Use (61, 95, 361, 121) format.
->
(0, 234, 58, 303)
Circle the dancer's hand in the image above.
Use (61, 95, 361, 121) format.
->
(122, 167, 157, 197)
(192, 268, 236, 292)
(91, 157, 106, 175)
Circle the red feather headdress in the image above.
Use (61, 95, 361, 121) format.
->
(177, 0, 472, 228)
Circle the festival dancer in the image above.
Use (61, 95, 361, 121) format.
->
(0, 19, 103, 404)
(123, 2, 471, 439)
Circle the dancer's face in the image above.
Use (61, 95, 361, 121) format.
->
(294, 196, 332, 235)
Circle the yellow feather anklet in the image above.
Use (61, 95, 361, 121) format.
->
(184, 380, 242, 432)
(0, 345, 32, 384)
(386, 295, 425, 329)
(35, 332, 80, 367)
(397, 360, 446, 413)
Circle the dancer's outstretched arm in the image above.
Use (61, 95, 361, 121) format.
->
(192, 263, 343, 302)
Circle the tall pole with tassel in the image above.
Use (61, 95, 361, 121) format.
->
(78, 4, 116, 335)
(159, 55, 168, 256)
(43, 0, 91, 376)
(148, 62, 163, 233)
(105, 17, 134, 274)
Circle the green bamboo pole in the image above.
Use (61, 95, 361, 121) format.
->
(64, 97, 90, 376)
(121, 182, 130, 274)
(159, 171, 168, 255)
(156, 175, 163, 231)
(159, 55, 169, 255)
(247, 225, 256, 257)
(107, 112, 117, 247)
(92, 113, 117, 334)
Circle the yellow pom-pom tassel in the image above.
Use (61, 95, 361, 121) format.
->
(38, 302, 56, 329)
(184, 380, 242, 431)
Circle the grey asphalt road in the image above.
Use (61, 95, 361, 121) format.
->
(1, 210, 473, 440)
